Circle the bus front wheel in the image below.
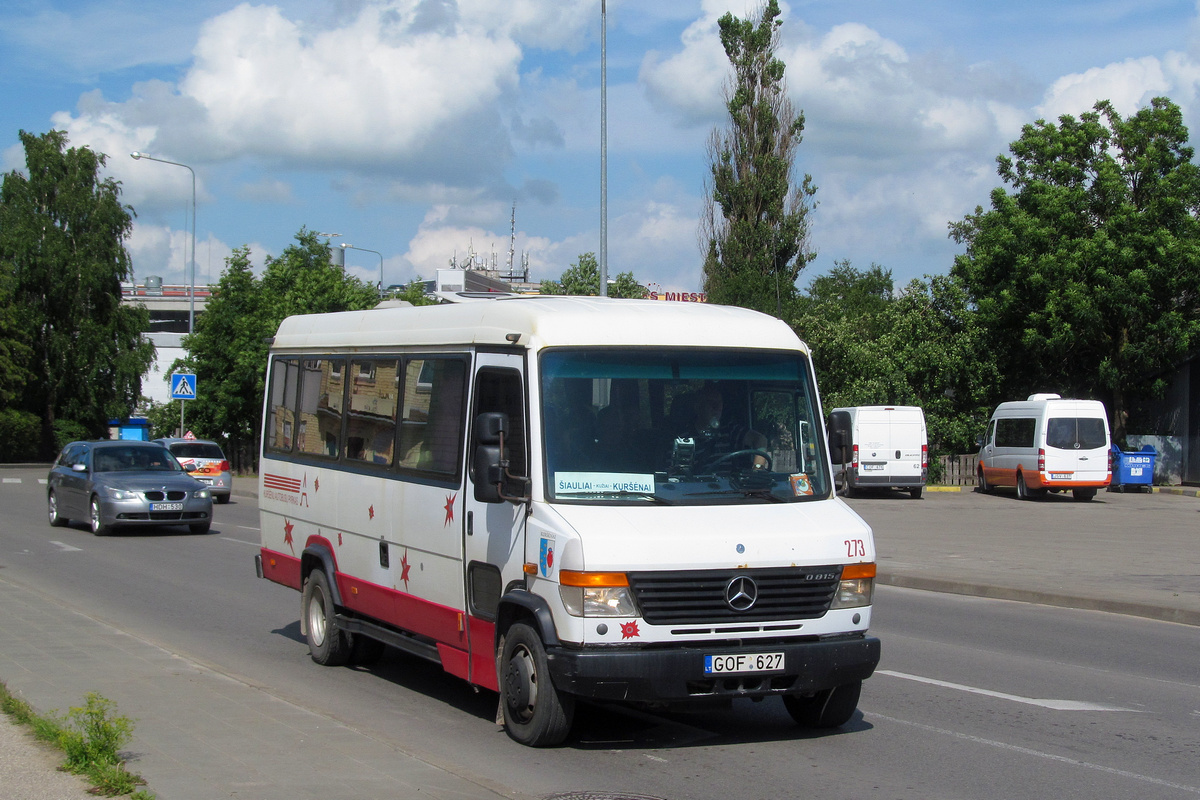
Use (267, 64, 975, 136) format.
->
(784, 680, 862, 728)
(499, 622, 574, 747)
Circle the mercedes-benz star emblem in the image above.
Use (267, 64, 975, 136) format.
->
(725, 576, 758, 611)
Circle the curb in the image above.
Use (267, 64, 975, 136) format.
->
(876, 573, 1200, 627)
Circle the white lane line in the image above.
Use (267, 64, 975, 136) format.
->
(38, 478, 46, 484)
(2, 478, 20, 483)
(49, 541, 83, 552)
(221, 537, 261, 547)
(235, 525, 260, 532)
(877, 670, 1139, 711)
(870, 712, 1200, 795)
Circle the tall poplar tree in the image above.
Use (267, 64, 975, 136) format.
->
(0, 130, 154, 455)
(701, 0, 816, 317)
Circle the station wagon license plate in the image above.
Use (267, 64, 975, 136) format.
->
(704, 652, 785, 674)
(150, 502, 184, 511)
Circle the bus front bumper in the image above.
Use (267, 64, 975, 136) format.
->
(546, 633, 880, 703)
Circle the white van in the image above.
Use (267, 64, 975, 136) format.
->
(977, 393, 1111, 501)
(254, 296, 879, 746)
(828, 406, 927, 498)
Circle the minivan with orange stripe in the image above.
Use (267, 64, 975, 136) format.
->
(977, 393, 1111, 501)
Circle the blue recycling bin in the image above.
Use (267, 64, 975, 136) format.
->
(1109, 444, 1156, 492)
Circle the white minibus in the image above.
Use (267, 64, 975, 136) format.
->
(255, 296, 879, 746)
(977, 393, 1111, 501)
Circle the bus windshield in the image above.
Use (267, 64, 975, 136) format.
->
(539, 348, 831, 504)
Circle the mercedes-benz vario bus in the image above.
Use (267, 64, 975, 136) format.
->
(254, 295, 880, 746)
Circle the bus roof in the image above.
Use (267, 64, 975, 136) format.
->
(270, 295, 809, 353)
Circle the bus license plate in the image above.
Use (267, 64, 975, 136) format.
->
(704, 652, 785, 675)
(150, 502, 184, 511)
(1050, 473, 1072, 480)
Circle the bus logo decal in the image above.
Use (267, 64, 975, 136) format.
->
(444, 493, 457, 526)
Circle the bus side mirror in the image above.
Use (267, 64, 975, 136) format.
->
(827, 411, 852, 464)
(472, 412, 530, 504)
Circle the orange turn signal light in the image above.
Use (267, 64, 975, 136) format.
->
(841, 563, 876, 580)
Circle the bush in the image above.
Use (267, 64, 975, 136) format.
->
(0, 408, 40, 461)
(53, 418, 92, 451)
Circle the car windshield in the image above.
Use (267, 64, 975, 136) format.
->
(540, 347, 831, 504)
(93, 447, 182, 473)
(170, 443, 225, 460)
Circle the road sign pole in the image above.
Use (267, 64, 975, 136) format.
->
(180, 399, 185, 438)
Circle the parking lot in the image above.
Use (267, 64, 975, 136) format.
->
(847, 486, 1200, 624)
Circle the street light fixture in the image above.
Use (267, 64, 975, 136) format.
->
(341, 243, 385, 297)
(129, 151, 196, 336)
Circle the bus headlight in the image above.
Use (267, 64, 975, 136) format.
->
(558, 571, 638, 617)
(829, 563, 875, 609)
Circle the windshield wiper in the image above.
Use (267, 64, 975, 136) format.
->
(556, 490, 673, 505)
(684, 488, 786, 503)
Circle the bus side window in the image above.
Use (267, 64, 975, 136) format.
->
(398, 357, 466, 477)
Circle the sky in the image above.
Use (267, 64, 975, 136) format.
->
(3, 0, 1200, 295)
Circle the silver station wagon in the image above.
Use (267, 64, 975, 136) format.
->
(47, 440, 214, 535)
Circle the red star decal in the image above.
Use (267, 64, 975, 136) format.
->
(620, 621, 640, 639)
(400, 549, 411, 591)
(314, 476, 319, 492)
(444, 493, 457, 526)
(368, 504, 375, 520)
(337, 532, 342, 546)
(283, 519, 294, 554)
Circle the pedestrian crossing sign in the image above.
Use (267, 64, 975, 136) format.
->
(171, 373, 197, 400)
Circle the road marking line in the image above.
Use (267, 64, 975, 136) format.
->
(869, 712, 1200, 795)
(236, 525, 260, 532)
(221, 537, 261, 547)
(38, 478, 46, 484)
(49, 541, 83, 552)
(2, 478, 20, 483)
(877, 670, 1139, 711)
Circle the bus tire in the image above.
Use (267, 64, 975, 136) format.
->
(783, 680, 862, 728)
(1016, 472, 1030, 500)
(1072, 488, 1096, 502)
(303, 569, 350, 667)
(499, 622, 574, 747)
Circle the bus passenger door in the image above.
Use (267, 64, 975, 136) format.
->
(463, 355, 528, 687)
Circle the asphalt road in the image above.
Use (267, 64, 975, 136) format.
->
(1, 469, 1197, 800)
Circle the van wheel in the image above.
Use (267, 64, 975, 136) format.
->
(840, 471, 855, 498)
(978, 469, 992, 494)
(499, 622, 574, 747)
(303, 570, 350, 666)
(1072, 488, 1096, 502)
(909, 487, 923, 499)
(784, 680, 862, 728)
(1016, 473, 1031, 500)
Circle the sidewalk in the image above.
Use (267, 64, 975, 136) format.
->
(2, 482, 1197, 799)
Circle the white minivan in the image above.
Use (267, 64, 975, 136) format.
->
(827, 406, 928, 498)
(977, 393, 1111, 501)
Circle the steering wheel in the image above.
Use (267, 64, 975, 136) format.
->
(701, 449, 773, 474)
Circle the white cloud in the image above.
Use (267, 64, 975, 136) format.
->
(1036, 56, 1171, 120)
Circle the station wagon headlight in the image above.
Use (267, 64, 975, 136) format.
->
(558, 571, 638, 617)
(192, 488, 211, 499)
(830, 563, 876, 609)
(104, 487, 138, 500)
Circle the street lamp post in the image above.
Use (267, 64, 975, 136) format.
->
(130, 151, 197, 437)
(599, 0, 609, 297)
(341, 243, 385, 297)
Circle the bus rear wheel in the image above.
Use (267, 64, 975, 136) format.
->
(499, 622, 574, 747)
(303, 569, 350, 667)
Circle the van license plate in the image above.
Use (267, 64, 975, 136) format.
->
(1050, 472, 1072, 480)
(862, 464, 884, 471)
(704, 653, 785, 674)
(150, 502, 184, 511)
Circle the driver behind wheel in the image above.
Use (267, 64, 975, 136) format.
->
(671, 384, 767, 472)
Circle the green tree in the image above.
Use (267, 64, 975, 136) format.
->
(539, 252, 646, 298)
(793, 264, 996, 460)
(389, 278, 440, 306)
(0, 130, 154, 456)
(950, 97, 1200, 442)
(702, 0, 817, 317)
(167, 230, 378, 468)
